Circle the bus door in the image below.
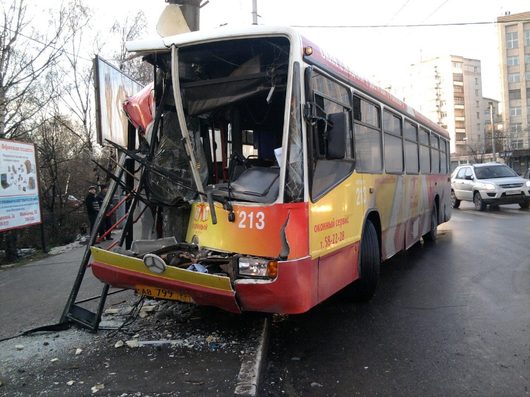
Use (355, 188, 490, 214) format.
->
(304, 67, 361, 301)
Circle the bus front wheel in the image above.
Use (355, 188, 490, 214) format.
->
(346, 220, 380, 301)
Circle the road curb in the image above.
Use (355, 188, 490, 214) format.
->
(233, 316, 270, 396)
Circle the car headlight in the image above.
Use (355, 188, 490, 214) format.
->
(525, 180, 530, 187)
(238, 257, 278, 278)
(476, 182, 496, 190)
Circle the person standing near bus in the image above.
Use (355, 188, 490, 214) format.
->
(96, 184, 112, 240)
(85, 185, 100, 237)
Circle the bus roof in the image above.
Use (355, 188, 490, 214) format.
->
(127, 25, 449, 140)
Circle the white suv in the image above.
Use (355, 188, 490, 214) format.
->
(451, 163, 530, 211)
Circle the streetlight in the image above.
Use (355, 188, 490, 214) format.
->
(489, 101, 496, 162)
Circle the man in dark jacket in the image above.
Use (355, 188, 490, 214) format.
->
(85, 186, 100, 236)
(96, 185, 112, 240)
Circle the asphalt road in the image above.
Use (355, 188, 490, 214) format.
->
(0, 242, 123, 340)
(0, 241, 267, 397)
(1, 202, 529, 396)
(261, 202, 530, 396)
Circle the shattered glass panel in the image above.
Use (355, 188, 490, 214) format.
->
(146, 111, 208, 205)
(285, 63, 304, 202)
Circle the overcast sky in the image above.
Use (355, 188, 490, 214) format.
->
(39, 0, 530, 100)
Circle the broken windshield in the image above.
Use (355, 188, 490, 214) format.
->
(146, 36, 291, 207)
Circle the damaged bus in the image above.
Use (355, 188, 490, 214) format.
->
(90, 26, 451, 314)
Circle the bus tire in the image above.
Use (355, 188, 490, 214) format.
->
(347, 220, 380, 302)
(422, 205, 438, 242)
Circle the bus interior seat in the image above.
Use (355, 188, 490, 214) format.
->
(211, 166, 279, 203)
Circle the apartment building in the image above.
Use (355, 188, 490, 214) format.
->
(497, 11, 530, 173)
(406, 56, 484, 156)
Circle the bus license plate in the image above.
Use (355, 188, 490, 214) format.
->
(135, 285, 194, 303)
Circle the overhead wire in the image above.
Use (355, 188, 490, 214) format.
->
(292, 19, 528, 29)
(385, 0, 412, 26)
(421, 0, 451, 23)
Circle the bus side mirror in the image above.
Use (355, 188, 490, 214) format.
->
(326, 112, 347, 160)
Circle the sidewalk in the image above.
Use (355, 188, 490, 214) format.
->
(0, 243, 268, 396)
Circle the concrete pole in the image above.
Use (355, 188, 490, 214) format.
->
(489, 102, 496, 162)
(252, 0, 258, 25)
(167, 0, 202, 31)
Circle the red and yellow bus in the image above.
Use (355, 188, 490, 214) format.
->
(91, 26, 451, 314)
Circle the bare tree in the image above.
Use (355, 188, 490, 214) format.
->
(32, 114, 95, 243)
(0, 0, 89, 262)
(111, 11, 152, 85)
(49, 2, 96, 153)
(0, 0, 84, 140)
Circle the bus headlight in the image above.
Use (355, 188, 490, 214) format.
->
(238, 257, 278, 278)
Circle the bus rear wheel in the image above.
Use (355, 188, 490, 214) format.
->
(346, 220, 380, 302)
(422, 205, 438, 242)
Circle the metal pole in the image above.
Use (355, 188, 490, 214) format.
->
(489, 102, 496, 162)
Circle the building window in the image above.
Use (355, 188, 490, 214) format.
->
(454, 96, 464, 105)
(475, 89, 479, 96)
(452, 62, 462, 69)
(508, 73, 520, 83)
(476, 100, 480, 108)
(476, 112, 480, 119)
(525, 54, 530, 64)
(509, 89, 521, 100)
(510, 107, 522, 117)
(510, 123, 522, 133)
(525, 29, 530, 46)
(507, 56, 519, 66)
(512, 139, 523, 149)
(526, 71, 530, 81)
(506, 31, 518, 49)
(475, 77, 479, 85)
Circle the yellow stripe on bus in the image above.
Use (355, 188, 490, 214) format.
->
(90, 247, 234, 292)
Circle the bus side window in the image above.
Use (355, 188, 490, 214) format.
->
(419, 127, 430, 174)
(309, 72, 354, 201)
(353, 95, 382, 173)
(383, 109, 403, 174)
(404, 120, 419, 174)
(430, 134, 440, 173)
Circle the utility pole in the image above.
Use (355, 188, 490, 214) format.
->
(489, 101, 496, 162)
(166, 0, 202, 31)
(252, 0, 258, 25)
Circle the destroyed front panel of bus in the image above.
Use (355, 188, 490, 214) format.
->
(91, 31, 320, 314)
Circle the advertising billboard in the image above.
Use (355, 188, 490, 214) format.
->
(0, 139, 41, 232)
(94, 55, 144, 146)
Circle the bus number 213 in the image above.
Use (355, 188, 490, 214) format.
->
(238, 211, 265, 230)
